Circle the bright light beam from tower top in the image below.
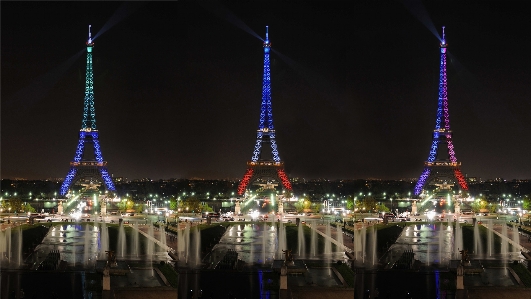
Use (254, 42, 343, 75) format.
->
(400, 0, 441, 42)
(4, 49, 84, 109)
(92, 2, 145, 41)
(198, 1, 263, 42)
(199, 1, 342, 115)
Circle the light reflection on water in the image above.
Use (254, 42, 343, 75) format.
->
(211, 223, 345, 266)
(35, 224, 100, 266)
(390, 223, 454, 265)
(383, 223, 524, 267)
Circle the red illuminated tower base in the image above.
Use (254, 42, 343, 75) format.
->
(238, 163, 292, 196)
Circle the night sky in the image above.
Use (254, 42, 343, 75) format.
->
(2, 1, 530, 181)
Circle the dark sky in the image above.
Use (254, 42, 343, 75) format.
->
(2, 1, 530, 181)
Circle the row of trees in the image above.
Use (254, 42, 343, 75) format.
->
(167, 196, 213, 213)
(292, 196, 358, 213)
(467, 195, 531, 214)
(469, 199, 498, 213)
(0, 196, 216, 215)
(115, 196, 215, 214)
(345, 195, 388, 214)
(0, 198, 37, 213)
(4, 193, 528, 217)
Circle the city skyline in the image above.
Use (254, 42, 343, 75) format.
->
(2, 1, 530, 181)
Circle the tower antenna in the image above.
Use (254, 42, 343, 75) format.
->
(88, 25, 92, 44)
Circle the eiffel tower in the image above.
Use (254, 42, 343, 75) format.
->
(237, 26, 292, 196)
(414, 27, 468, 196)
(59, 25, 116, 196)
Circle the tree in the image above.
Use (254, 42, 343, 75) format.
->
(0, 199, 9, 212)
(362, 196, 377, 213)
(169, 197, 178, 211)
(488, 203, 498, 214)
(354, 199, 364, 213)
(134, 203, 144, 213)
(9, 197, 23, 213)
(182, 196, 201, 213)
(470, 200, 480, 213)
(24, 203, 36, 213)
(294, 199, 311, 213)
(523, 196, 531, 211)
(345, 196, 354, 211)
(201, 203, 213, 212)
(312, 202, 322, 213)
(471, 199, 488, 213)
(376, 203, 390, 213)
(117, 199, 134, 212)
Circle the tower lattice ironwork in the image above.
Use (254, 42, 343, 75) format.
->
(60, 25, 116, 196)
(414, 27, 468, 196)
(237, 26, 292, 196)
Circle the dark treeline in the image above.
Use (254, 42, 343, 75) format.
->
(1, 178, 530, 202)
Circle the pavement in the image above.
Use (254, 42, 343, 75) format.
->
(311, 222, 355, 253)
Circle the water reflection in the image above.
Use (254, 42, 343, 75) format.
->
(34, 224, 100, 267)
(383, 223, 454, 267)
(210, 223, 345, 266)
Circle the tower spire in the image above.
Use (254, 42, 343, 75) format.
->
(413, 27, 468, 196)
(441, 26, 446, 45)
(237, 26, 292, 196)
(60, 26, 115, 196)
(82, 25, 96, 130)
(88, 24, 92, 44)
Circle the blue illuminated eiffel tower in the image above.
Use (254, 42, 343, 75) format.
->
(60, 26, 115, 196)
(237, 26, 292, 196)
